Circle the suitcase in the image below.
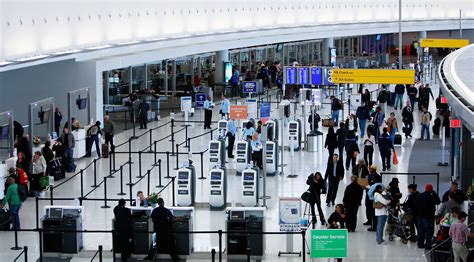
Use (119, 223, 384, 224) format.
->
(394, 133, 402, 145)
(322, 118, 334, 127)
(102, 144, 109, 158)
(0, 208, 10, 230)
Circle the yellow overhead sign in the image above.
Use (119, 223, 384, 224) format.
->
(419, 38, 469, 48)
(328, 69, 415, 84)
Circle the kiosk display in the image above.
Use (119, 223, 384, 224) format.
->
(208, 140, 226, 167)
(176, 168, 195, 206)
(288, 120, 301, 151)
(209, 168, 226, 210)
(241, 169, 259, 207)
(235, 141, 251, 175)
(218, 119, 228, 139)
(265, 141, 278, 176)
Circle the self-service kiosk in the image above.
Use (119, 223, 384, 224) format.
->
(235, 141, 251, 175)
(218, 119, 228, 139)
(265, 119, 279, 141)
(176, 166, 195, 206)
(265, 141, 278, 176)
(241, 168, 259, 207)
(288, 120, 301, 151)
(208, 140, 226, 167)
(209, 167, 227, 210)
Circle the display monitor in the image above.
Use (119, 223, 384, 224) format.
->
(49, 208, 63, 218)
(243, 173, 254, 181)
(237, 143, 246, 150)
(0, 124, 9, 140)
(178, 172, 189, 180)
(289, 123, 297, 129)
(311, 67, 323, 85)
(210, 143, 219, 149)
(224, 62, 233, 83)
(266, 144, 273, 150)
(376, 34, 382, 41)
(276, 43, 284, 53)
(211, 172, 221, 180)
(219, 122, 227, 129)
(230, 211, 244, 219)
(76, 97, 88, 110)
(51, 131, 58, 140)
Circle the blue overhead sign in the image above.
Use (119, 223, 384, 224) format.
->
(311, 67, 323, 85)
(260, 103, 271, 119)
(285, 67, 297, 85)
(243, 81, 257, 93)
(298, 67, 310, 85)
(195, 93, 207, 108)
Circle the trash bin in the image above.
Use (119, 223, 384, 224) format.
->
(306, 132, 323, 152)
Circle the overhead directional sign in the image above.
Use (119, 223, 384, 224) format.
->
(419, 38, 469, 49)
(284, 67, 297, 85)
(297, 67, 310, 85)
(230, 105, 248, 120)
(327, 69, 415, 84)
(311, 67, 323, 85)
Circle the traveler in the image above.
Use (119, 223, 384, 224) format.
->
(388, 84, 396, 107)
(226, 119, 237, 158)
(0, 177, 22, 230)
(324, 154, 344, 207)
(250, 132, 263, 169)
(414, 184, 441, 249)
(220, 95, 230, 119)
(441, 181, 468, 205)
(193, 74, 201, 87)
(420, 106, 432, 140)
(54, 107, 62, 135)
(386, 112, 398, 145)
(306, 172, 326, 227)
(377, 86, 389, 113)
(402, 184, 420, 236)
(361, 89, 371, 105)
(438, 206, 460, 241)
(103, 115, 116, 153)
(387, 178, 402, 209)
(345, 114, 358, 136)
(372, 106, 385, 140)
(356, 102, 371, 138)
(365, 165, 382, 231)
(150, 198, 180, 261)
(394, 84, 405, 110)
(242, 121, 255, 141)
(344, 131, 359, 171)
(407, 84, 418, 111)
(207, 71, 215, 90)
(308, 110, 321, 132)
(42, 141, 55, 175)
(378, 127, 394, 172)
(324, 126, 337, 159)
(14, 135, 32, 174)
(203, 96, 214, 129)
(418, 84, 434, 111)
(336, 122, 347, 163)
(138, 98, 150, 129)
(133, 191, 145, 206)
(31, 151, 47, 195)
(113, 199, 132, 262)
(343, 175, 364, 232)
(438, 191, 460, 219)
(328, 204, 346, 229)
(363, 130, 375, 166)
(374, 184, 391, 245)
(86, 121, 102, 157)
(352, 159, 369, 178)
(60, 127, 76, 173)
(401, 101, 414, 138)
(330, 96, 343, 126)
(449, 211, 474, 262)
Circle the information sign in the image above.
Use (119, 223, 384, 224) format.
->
(180, 96, 192, 112)
(297, 67, 310, 85)
(419, 38, 469, 48)
(285, 67, 297, 85)
(310, 229, 348, 258)
(450, 119, 462, 129)
(328, 69, 415, 84)
(195, 93, 207, 109)
(229, 105, 248, 120)
(311, 89, 322, 106)
(246, 99, 258, 119)
(242, 81, 257, 93)
(260, 103, 271, 122)
(440, 96, 448, 104)
(279, 197, 301, 232)
(311, 67, 323, 85)
(323, 68, 335, 85)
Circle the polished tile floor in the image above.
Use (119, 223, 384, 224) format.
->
(0, 81, 452, 261)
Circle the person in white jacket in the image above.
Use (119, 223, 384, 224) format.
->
(31, 151, 47, 194)
(374, 184, 391, 245)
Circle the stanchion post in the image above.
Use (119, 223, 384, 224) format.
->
(170, 119, 175, 155)
(211, 249, 216, 262)
(175, 144, 179, 170)
(149, 129, 153, 152)
(50, 186, 54, 205)
(218, 230, 223, 262)
(35, 197, 39, 230)
(92, 159, 99, 187)
(11, 227, 21, 250)
(172, 176, 176, 206)
(137, 151, 143, 178)
(184, 125, 189, 148)
(156, 159, 163, 188)
(129, 183, 133, 204)
(118, 166, 126, 196)
(24, 246, 28, 262)
(147, 170, 151, 196)
(39, 230, 43, 262)
(302, 230, 306, 262)
(198, 151, 206, 179)
(187, 138, 191, 152)
(109, 150, 112, 175)
(211, 129, 214, 140)
(101, 177, 111, 208)
(80, 169, 84, 197)
(112, 150, 116, 172)
(99, 245, 103, 262)
(153, 141, 158, 166)
(165, 151, 171, 178)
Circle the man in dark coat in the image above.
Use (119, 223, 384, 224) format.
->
(378, 127, 394, 171)
(343, 175, 364, 232)
(324, 154, 345, 207)
(403, 184, 420, 238)
(113, 199, 131, 261)
(441, 182, 467, 205)
(414, 184, 441, 249)
(150, 198, 180, 261)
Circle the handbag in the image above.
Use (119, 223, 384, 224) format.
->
(322, 118, 334, 127)
(392, 150, 399, 165)
(301, 191, 315, 204)
(373, 201, 385, 209)
(321, 181, 327, 195)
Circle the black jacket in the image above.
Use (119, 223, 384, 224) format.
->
(395, 84, 405, 95)
(403, 191, 420, 216)
(352, 164, 369, 178)
(336, 128, 348, 147)
(328, 212, 346, 229)
(151, 206, 174, 234)
(306, 175, 325, 199)
(343, 182, 364, 208)
(378, 133, 394, 154)
(356, 106, 371, 120)
(325, 160, 345, 182)
(325, 132, 337, 149)
(368, 172, 382, 186)
(441, 189, 467, 205)
(407, 86, 418, 97)
(344, 137, 359, 156)
(113, 205, 131, 232)
(414, 191, 441, 219)
(401, 106, 414, 123)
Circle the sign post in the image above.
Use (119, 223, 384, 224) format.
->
(242, 81, 257, 98)
(310, 229, 348, 259)
(180, 96, 192, 126)
(195, 93, 207, 126)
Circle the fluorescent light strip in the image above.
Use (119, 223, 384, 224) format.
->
(86, 45, 113, 50)
(15, 54, 50, 62)
(52, 49, 82, 55)
(115, 40, 141, 46)
(0, 61, 13, 66)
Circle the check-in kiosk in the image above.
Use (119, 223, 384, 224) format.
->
(42, 206, 84, 254)
(241, 168, 259, 207)
(208, 140, 226, 168)
(288, 120, 301, 151)
(235, 141, 251, 175)
(218, 119, 228, 139)
(266, 119, 279, 141)
(176, 166, 195, 206)
(209, 167, 227, 210)
(265, 141, 278, 176)
(226, 207, 265, 257)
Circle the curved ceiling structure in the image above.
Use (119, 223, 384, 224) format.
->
(1, 0, 474, 71)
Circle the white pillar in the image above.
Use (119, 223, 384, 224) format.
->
(322, 37, 335, 66)
(214, 50, 229, 83)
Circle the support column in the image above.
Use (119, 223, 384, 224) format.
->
(163, 60, 168, 94)
(214, 50, 229, 84)
(171, 60, 176, 93)
(322, 37, 334, 66)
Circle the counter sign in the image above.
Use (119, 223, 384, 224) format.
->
(450, 119, 461, 129)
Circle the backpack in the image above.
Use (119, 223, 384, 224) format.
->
(18, 185, 27, 202)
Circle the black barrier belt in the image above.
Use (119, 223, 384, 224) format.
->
(54, 157, 101, 189)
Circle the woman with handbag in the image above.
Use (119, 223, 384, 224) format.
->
(374, 185, 392, 245)
(306, 172, 326, 227)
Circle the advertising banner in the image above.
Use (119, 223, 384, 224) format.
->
(310, 229, 348, 258)
(279, 197, 301, 232)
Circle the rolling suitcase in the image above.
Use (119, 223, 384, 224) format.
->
(394, 133, 402, 145)
(0, 208, 10, 230)
(102, 144, 109, 158)
(50, 158, 65, 180)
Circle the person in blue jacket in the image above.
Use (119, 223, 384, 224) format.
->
(356, 102, 371, 138)
(203, 96, 214, 129)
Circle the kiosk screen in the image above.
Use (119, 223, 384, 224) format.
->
(210, 143, 219, 149)
(289, 123, 297, 129)
(0, 125, 9, 139)
(49, 208, 63, 218)
(178, 172, 188, 179)
(243, 173, 254, 181)
(266, 144, 273, 150)
(219, 122, 227, 129)
(237, 143, 246, 150)
(211, 172, 221, 180)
